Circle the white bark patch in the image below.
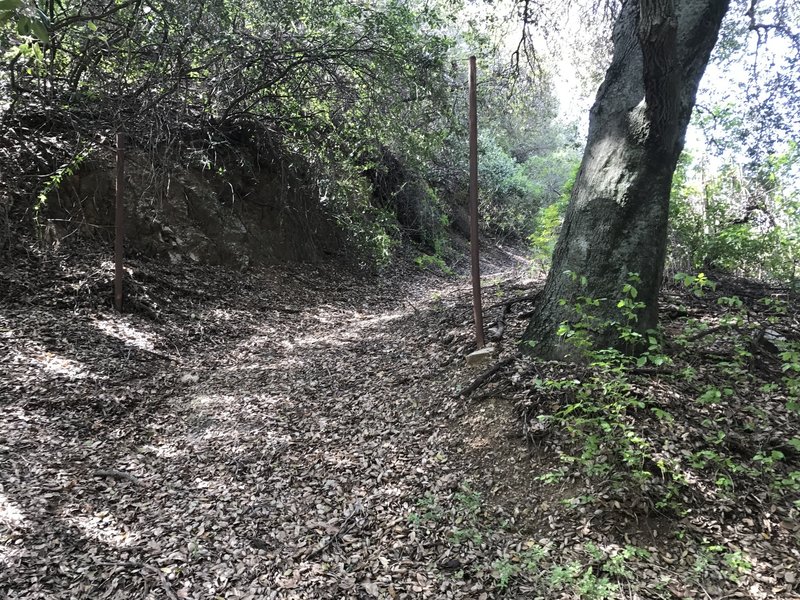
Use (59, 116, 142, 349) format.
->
(587, 142, 642, 205)
(627, 98, 650, 144)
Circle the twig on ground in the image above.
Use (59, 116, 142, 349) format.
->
(487, 292, 539, 310)
(305, 504, 364, 560)
(684, 324, 729, 342)
(456, 355, 517, 399)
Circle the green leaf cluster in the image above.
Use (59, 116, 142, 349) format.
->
(669, 146, 800, 286)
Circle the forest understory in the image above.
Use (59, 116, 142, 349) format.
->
(1, 244, 798, 599)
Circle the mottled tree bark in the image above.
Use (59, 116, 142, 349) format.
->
(523, 0, 730, 358)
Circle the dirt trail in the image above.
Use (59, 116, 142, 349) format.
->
(8, 250, 796, 599)
(1, 250, 539, 599)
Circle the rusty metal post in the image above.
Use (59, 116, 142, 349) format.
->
(468, 56, 485, 349)
(114, 132, 125, 312)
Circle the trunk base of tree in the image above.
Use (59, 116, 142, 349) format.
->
(522, 0, 730, 360)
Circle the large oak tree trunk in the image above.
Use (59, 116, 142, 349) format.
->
(523, 0, 730, 358)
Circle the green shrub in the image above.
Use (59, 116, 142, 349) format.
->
(477, 134, 538, 237)
(529, 163, 579, 270)
(669, 146, 799, 285)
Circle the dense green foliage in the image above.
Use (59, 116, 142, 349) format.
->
(525, 272, 800, 519)
(698, 0, 800, 170)
(0, 0, 578, 264)
(527, 161, 578, 271)
(662, 0, 800, 285)
(669, 145, 799, 286)
(1, 0, 453, 257)
(3, 0, 792, 272)
(3, 0, 450, 134)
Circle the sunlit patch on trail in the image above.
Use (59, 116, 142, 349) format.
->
(137, 442, 183, 459)
(7, 342, 89, 380)
(0, 494, 27, 529)
(191, 393, 238, 408)
(69, 513, 139, 547)
(91, 317, 162, 353)
(288, 310, 407, 349)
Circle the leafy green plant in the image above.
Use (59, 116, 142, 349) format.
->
(449, 526, 482, 546)
(0, 0, 49, 41)
(485, 542, 550, 592)
(478, 133, 538, 236)
(583, 542, 604, 562)
(778, 341, 800, 411)
(723, 551, 753, 582)
(605, 545, 650, 579)
(529, 164, 578, 270)
(454, 485, 481, 516)
(411, 492, 443, 524)
(692, 543, 753, 583)
(753, 449, 785, 467)
(535, 465, 569, 485)
(548, 561, 583, 589)
(491, 556, 518, 590)
(697, 386, 725, 405)
(547, 561, 618, 599)
(674, 272, 716, 297)
(525, 273, 670, 494)
(669, 147, 800, 285)
(34, 146, 92, 237)
(414, 252, 452, 275)
(575, 569, 619, 600)
(520, 543, 550, 571)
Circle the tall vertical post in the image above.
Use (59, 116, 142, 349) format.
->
(468, 56, 485, 349)
(114, 132, 125, 313)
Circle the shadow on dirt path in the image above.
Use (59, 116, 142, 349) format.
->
(1, 247, 547, 599)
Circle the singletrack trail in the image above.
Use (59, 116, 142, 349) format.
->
(9, 251, 794, 599)
(1, 251, 539, 599)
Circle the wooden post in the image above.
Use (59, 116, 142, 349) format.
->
(468, 56, 485, 349)
(114, 132, 125, 313)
